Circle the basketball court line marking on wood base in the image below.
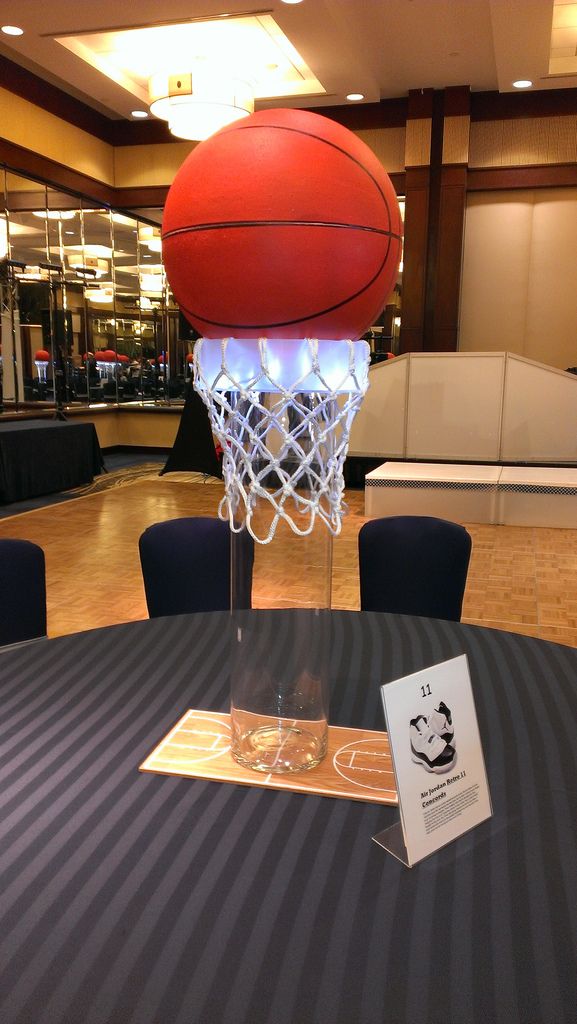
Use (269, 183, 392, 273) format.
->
(140, 709, 397, 806)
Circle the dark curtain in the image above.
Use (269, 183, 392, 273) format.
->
(160, 382, 223, 478)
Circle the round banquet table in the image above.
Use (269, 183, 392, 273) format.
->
(0, 610, 576, 1024)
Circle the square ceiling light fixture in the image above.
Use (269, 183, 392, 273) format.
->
(549, 0, 577, 75)
(56, 14, 325, 141)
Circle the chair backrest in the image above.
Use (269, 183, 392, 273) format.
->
(139, 517, 254, 618)
(0, 538, 47, 646)
(358, 515, 472, 622)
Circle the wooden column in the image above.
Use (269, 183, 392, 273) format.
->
(398, 89, 433, 354)
(425, 87, 470, 351)
(400, 86, 470, 354)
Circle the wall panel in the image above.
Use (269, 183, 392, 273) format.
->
(406, 352, 504, 461)
(0, 87, 114, 185)
(348, 356, 408, 458)
(442, 115, 470, 164)
(114, 141, 195, 188)
(347, 352, 577, 464)
(459, 188, 577, 370)
(501, 356, 577, 463)
(355, 127, 406, 173)
(114, 127, 406, 189)
(405, 118, 432, 167)
(469, 114, 577, 168)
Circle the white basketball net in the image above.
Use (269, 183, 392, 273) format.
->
(194, 337, 370, 544)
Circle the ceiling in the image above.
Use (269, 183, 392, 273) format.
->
(0, 0, 574, 124)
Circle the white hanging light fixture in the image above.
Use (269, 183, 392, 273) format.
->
(33, 210, 76, 221)
(68, 255, 109, 278)
(85, 286, 114, 304)
(138, 225, 162, 253)
(139, 271, 164, 295)
(148, 67, 254, 141)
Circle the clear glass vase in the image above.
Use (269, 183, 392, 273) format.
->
(228, 394, 333, 773)
(229, 602, 331, 773)
(193, 337, 370, 775)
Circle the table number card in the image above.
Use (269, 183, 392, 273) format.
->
(373, 654, 492, 867)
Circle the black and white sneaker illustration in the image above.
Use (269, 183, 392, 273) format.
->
(409, 715, 456, 774)
(428, 702, 455, 745)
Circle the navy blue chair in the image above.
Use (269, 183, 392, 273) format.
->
(0, 539, 47, 646)
(139, 517, 254, 618)
(358, 515, 472, 622)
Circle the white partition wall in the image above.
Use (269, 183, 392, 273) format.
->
(501, 355, 577, 464)
(348, 354, 408, 458)
(349, 351, 577, 464)
(405, 353, 504, 461)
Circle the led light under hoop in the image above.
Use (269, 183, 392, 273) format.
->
(194, 336, 370, 544)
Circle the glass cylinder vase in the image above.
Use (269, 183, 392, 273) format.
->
(193, 336, 370, 774)
(228, 387, 332, 770)
(230, 484, 332, 773)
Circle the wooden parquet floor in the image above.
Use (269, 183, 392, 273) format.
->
(1, 470, 576, 647)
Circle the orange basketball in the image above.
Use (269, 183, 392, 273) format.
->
(162, 108, 402, 340)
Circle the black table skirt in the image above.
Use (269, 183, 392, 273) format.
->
(0, 419, 103, 503)
(0, 610, 576, 1024)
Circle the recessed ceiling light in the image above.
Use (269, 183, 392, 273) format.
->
(1, 25, 24, 36)
(513, 79, 532, 89)
(347, 93, 364, 102)
(131, 110, 148, 119)
(280, 0, 304, 4)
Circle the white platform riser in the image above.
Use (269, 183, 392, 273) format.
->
(365, 463, 577, 528)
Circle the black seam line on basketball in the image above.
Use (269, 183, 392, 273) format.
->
(163, 221, 403, 240)
(177, 233, 398, 330)
(223, 122, 396, 221)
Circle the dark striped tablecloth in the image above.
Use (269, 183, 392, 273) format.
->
(1, 610, 576, 1024)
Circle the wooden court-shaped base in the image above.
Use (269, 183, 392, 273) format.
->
(140, 709, 397, 806)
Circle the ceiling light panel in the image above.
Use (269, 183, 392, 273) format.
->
(552, 2, 577, 30)
(55, 15, 325, 105)
(550, 0, 577, 74)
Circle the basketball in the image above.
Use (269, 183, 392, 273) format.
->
(162, 108, 403, 340)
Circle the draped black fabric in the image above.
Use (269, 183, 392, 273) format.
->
(160, 382, 222, 478)
(1, 610, 577, 1023)
(0, 420, 103, 502)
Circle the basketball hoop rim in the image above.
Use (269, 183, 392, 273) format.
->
(194, 336, 370, 394)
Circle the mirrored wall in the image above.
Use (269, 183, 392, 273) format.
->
(0, 169, 197, 411)
(0, 167, 405, 410)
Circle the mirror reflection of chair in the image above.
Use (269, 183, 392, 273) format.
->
(139, 516, 254, 618)
(358, 515, 472, 622)
(0, 539, 47, 646)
